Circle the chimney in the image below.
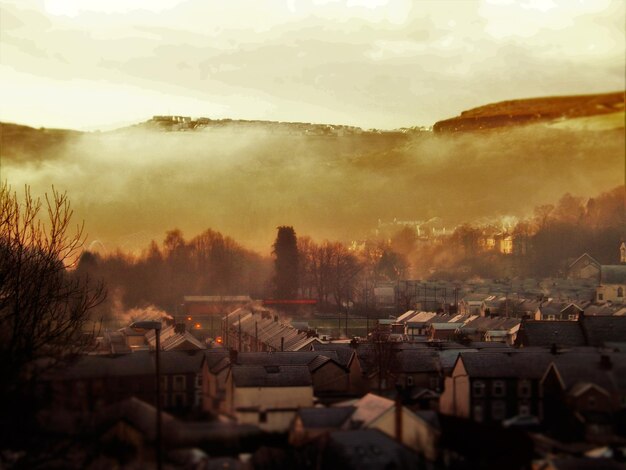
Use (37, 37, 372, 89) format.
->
(600, 354, 612, 370)
(280, 337, 284, 352)
(229, 348, 239, 364)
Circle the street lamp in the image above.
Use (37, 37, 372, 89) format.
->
(130, 320, 163, 470)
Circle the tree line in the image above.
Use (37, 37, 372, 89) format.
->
(407, 186, 625, 279)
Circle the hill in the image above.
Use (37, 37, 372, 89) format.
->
(0, 122, 82, 163)
(433, 91, 625, 132)
(0, 92, 623, 253)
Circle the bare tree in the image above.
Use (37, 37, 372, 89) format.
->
(0, 184, 105, 406)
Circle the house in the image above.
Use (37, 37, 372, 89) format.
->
(440, 351, 554, 424)
(534, 302, 584, 321)
(494, 233, 513, 254)
(429, 322, 464, 341)
(224, 364, 314, 431)
(567, 253, 601, 281)
(390, 349, 443, 393)
(541, 351, 626, 442)
(459, 294, 490, 315)
(45, 350, 211, 415)
(226, 308, 320, 352)
(336, 393, 441, 461)
(460, 316, 520, 344)
(203, 349, 364, 418)
(516, 316, 626, 349)
(596, 265, 626, 304)
(200, 350, 230, 414)
(145, 324, 206, 351)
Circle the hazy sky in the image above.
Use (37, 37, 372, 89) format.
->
(1, 0, 624, 130)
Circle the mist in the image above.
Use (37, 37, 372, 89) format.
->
(1, 123, 623, 253)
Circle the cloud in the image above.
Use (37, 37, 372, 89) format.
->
(0, 0, 623, 129)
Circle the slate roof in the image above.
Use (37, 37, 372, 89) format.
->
(311, 343, 356, 368)
(515, 321, 586, 348)
(47, 350, 208, 380)
(326, 429, 421, 469)
(231, 364, 312, 388)
(236, 350, 342, 368)
(296, 406, 355, 428)
(462, 293, 491, 302)
(159, 350, 207, 374)
(430, 322, 464, 330)
(582, 316, 626, 346)
(202, 349, 229, 370)
(550, 351, 626, 395)
(600, 265, 626, 284)
(392, 350, 441, 374)
(460, 351, 555, 379)
(464, 316, 520, 332)
(307, 355, 332, 372)
(568, 253, 601, 269)
(582, 304, 617, 316)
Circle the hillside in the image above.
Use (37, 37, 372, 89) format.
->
(433, 91, 625, 132)
(0, 92, 624, 253)
(0, 122, 82, 163)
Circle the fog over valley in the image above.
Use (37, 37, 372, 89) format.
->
(1, 118, 623, 253)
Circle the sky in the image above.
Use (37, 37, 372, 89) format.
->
(0, 0, 624, 130)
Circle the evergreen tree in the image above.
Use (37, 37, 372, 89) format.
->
(272, 226, 299, 298)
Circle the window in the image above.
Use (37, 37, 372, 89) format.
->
(518, 380, 531, 398)
(492, 380, 506, 397)
(547, 314, 556, 320)
(519, 403, 530, 417)
(491, 400, 507, 421)
(172, 393, 187, 408)
(568, 314, 578, 321)
(259, 411, 268, 423)
(473, 404, 484, 422)
(406, 376, 414, 387)
(618, 287, 624, 298)
(598, 293, 604, 301)
(195, 374, 202, 389)
(194, 390, 202, 407)
(587, 395, 597, 409)
(173, 375, 186, 392)
(473, 380, 485, 397)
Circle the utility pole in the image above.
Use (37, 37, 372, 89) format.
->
(238, 314, 242, 351)
(365, 278, 369, 337)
